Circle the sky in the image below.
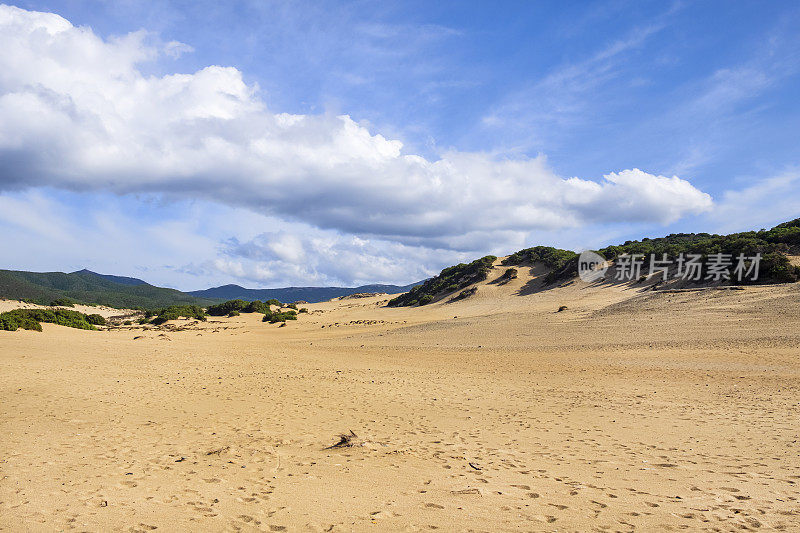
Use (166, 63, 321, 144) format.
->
(0, 1, 799, 290)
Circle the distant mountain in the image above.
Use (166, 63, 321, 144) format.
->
(73, 269, 148, 286)
(0, 267, 422, 308)
(188, 282, 421, 303)
(0, 269, 215, 309)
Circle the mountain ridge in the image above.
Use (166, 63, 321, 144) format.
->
(0, 269, 422, 308)
(188, 282, 422, 303)
(73, 269, 148, 286)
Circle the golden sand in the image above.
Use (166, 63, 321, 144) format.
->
(1, 265, 799, 531)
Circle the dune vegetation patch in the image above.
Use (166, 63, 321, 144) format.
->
(388, 219, 800, 307)
(388, 255, 496, 307)
(147, 305, 207, 325)
(596, 219, 800, 283)
(263, 310, 298, 323)
(495, 267, 518, 285)
(206, 299, 283, 316)
(0, 308, 103, 332)
(449, 286, 478, 302)
(501, 246, 578, 284)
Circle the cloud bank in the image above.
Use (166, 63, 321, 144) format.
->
(0, 4, 713, 255)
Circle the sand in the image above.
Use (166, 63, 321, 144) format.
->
(1, 264, 799, 532)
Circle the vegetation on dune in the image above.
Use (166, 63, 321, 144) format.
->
(0, 308, 100, 332)
(596, 219, 800, 283)
(148, 305, 207, 325)
(450, 286, 478, 301)
(262, 310, 298, 323)
(387, 219, 800, 308)
(244, 300, 271, 313)
(499, 220, 800, 286)
(501, 246, 578, 284)
(495, 267, 518, 284)
(49, 297, 76, 307)
(206, 299, 248, 316)
(205, 298, 303, 324)
(206, 299, 282, 316)
(502, 246, 577, 270)
(388, 255, 496, 307)
(85, 314, 106, 326)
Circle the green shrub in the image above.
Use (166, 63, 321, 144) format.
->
(262, 310, 298, 323)
(123, 320, 133, 325)
(596, 221, 800, 284)
(85, 314, 106, 326)
(228, 310, 240, 317)
(150, 305, 207, 325)
(502, 246, 576, 269)
(298, 307, 308, 313)
(496, 268, 518, 284)
(0, 308, 98, 331)
(0, 312, 42, 331)
(49, 297, 75, 307)
(243, 300, 271, 314)
(137, 317, 149, 325)
(418, 294, 434, 305)
(206, 299, 247, 316)
(207, 299, 278, 315)
(287, 303, 298, 310)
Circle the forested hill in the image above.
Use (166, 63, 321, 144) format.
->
(0, 269, 214, 309)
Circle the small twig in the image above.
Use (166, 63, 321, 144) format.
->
(325, 430, 358, 449)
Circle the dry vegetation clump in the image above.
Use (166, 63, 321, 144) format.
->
(449, 286, 478, 302)
(495, 267, 518, 285)
(341, 292, 386, 300)
(325, 430, 359, 449)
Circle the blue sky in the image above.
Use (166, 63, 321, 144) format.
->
(1, 1, 799, 290)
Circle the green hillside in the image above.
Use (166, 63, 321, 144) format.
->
(0, 269, 215, 309)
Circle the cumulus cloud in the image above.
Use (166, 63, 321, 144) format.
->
(218, 230, 461, 286)
(0, 4, 713, 252)
(0, 188, 467, 289)
(710, 168, 800, 233)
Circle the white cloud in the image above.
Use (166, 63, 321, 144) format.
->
(0, 4, 713, 253)
(710, 168, 800, 233)
(219, 230, 459, 286)
(0, 189, 466, 289)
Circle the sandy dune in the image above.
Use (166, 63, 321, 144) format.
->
(1, 264, 799, 531)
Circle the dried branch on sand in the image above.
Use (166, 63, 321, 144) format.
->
(325, 430, 358, 449)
